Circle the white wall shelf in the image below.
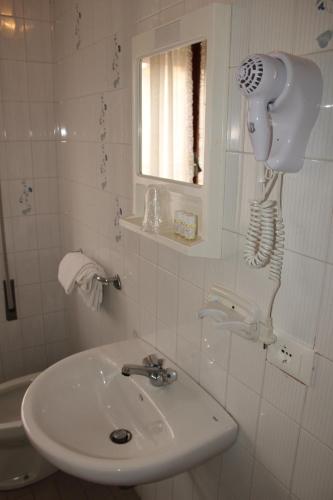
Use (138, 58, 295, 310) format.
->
(120, 215, 207, 256)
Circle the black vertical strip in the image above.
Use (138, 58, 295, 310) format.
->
(191, 42, 201, 184)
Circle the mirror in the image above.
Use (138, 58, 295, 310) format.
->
(139, 41, 207, 185)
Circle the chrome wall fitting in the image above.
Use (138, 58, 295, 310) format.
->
(94, 274, 122, 290)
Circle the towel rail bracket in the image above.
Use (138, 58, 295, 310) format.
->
(94, 274, 122, 290)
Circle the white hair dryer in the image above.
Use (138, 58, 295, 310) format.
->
(236, 52, 322, 172)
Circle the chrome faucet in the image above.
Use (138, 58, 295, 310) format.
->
(121, 354, 177, 387)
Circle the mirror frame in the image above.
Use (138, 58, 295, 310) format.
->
(122, 3, 231, 257)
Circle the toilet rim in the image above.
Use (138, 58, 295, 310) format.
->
(0, 372, 40, 432)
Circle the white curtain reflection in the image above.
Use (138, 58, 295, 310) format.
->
(141, 46, 194, 183)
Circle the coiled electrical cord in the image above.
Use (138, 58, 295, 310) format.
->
(244, 170, 285, 328)
(243, 199, 277, 269)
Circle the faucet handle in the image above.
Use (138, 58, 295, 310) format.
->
(143, 354, 164, 368)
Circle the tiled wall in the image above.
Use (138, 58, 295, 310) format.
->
(53, 1, 333, 499)
(0, 0, 68, 382)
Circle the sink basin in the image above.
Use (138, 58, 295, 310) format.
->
(22, 339, 237, 485)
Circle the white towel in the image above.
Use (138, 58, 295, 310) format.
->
(58, 252, 106, 311)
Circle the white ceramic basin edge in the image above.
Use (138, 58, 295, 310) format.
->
(22, 339, 237, 485)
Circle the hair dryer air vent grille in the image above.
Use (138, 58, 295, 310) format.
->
(237, 55, 264, 95)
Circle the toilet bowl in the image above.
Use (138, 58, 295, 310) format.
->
(0, 372, 56, 490)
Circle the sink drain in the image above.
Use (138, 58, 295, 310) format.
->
(109, 429, 132, 444)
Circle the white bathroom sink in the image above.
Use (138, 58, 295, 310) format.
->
(21, 339, 237, 485)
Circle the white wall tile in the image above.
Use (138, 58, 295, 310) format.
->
(12, 215, 37, 251)
(229, 333, 266, 394)
(155, 478, 173, 500)
(25, 20, 52, 62)
(18, 283, 42, 317)
(282, 160, 333, 260)
(22, 344, 47, 372)
(5, 142, 33, 180)
(31, 141, 57, 179)
(256, 400, 300, 487)
(158, 244, 179, 275)
(139, 257, 158, 316)
(157, 268, 178, 327)
(201, 317, 231, 369)
(30, 102, 55, 140)
(249, 0, 296, 54)
(177, 279, 203, 346)
(21, 314, 44, 347)
(273, 250, 325, 346)
(0, 16, 25, 60)
(223, 153, 242, 231)
(38, 247, 61, 282)
(226, 375, 260, 454)
(1, 349, 24, 380)
(177, 335, 200, 380)
(45, 339, 70, 365)
(158, 2, 184, 25)
(36, 214, 60, 248)
(262, 362, 306, 423)
(192, 455, 222, 500)
(140, 236, 158, 264)
(179, 254, 205, 289)
(226, 73, 246, 153)
(302, 354, 333, 449)
(229, 0, 251, 67)
(3, 102, 30, 140)
(219, 441, 254, 500)
(0, 320, 22, 352)
(43, 311, 67, 342)
(27, 62, 53, 101)
(41, 281, 64, 313)
(315, 263, 333, 360)
(306, 51, 333, 161)
(0, 60, 28, 101)
(139, 306, 156, 346)
(15, 249, 40, 285)
(205, 230, 238, 292)
(173, 473, 193, 500)
(34, 178, 59, 214)
(199, 353, 227, 405)
(292, 430, 333, 500)
(156, 320, 177, 359)
(24, 0, 51, 21)
(251, 461, 290, 500)
(122, 251, 139, 302)
(0, 0, 24, 17)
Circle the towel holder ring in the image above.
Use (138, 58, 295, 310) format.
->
(94, 274, 122, 290)
(73, 249, 122, 290)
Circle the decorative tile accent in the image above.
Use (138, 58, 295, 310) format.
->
(74, 2, 82, 50)
(114, 196, 122, 242)
(19, 180, 33, 215)
(98, 94, 108, 190)
(111, 33, 122, 89)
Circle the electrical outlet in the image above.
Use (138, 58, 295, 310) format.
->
(267, 333, 315, 385)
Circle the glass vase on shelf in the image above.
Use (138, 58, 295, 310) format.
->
(142, 185, 171, 234)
